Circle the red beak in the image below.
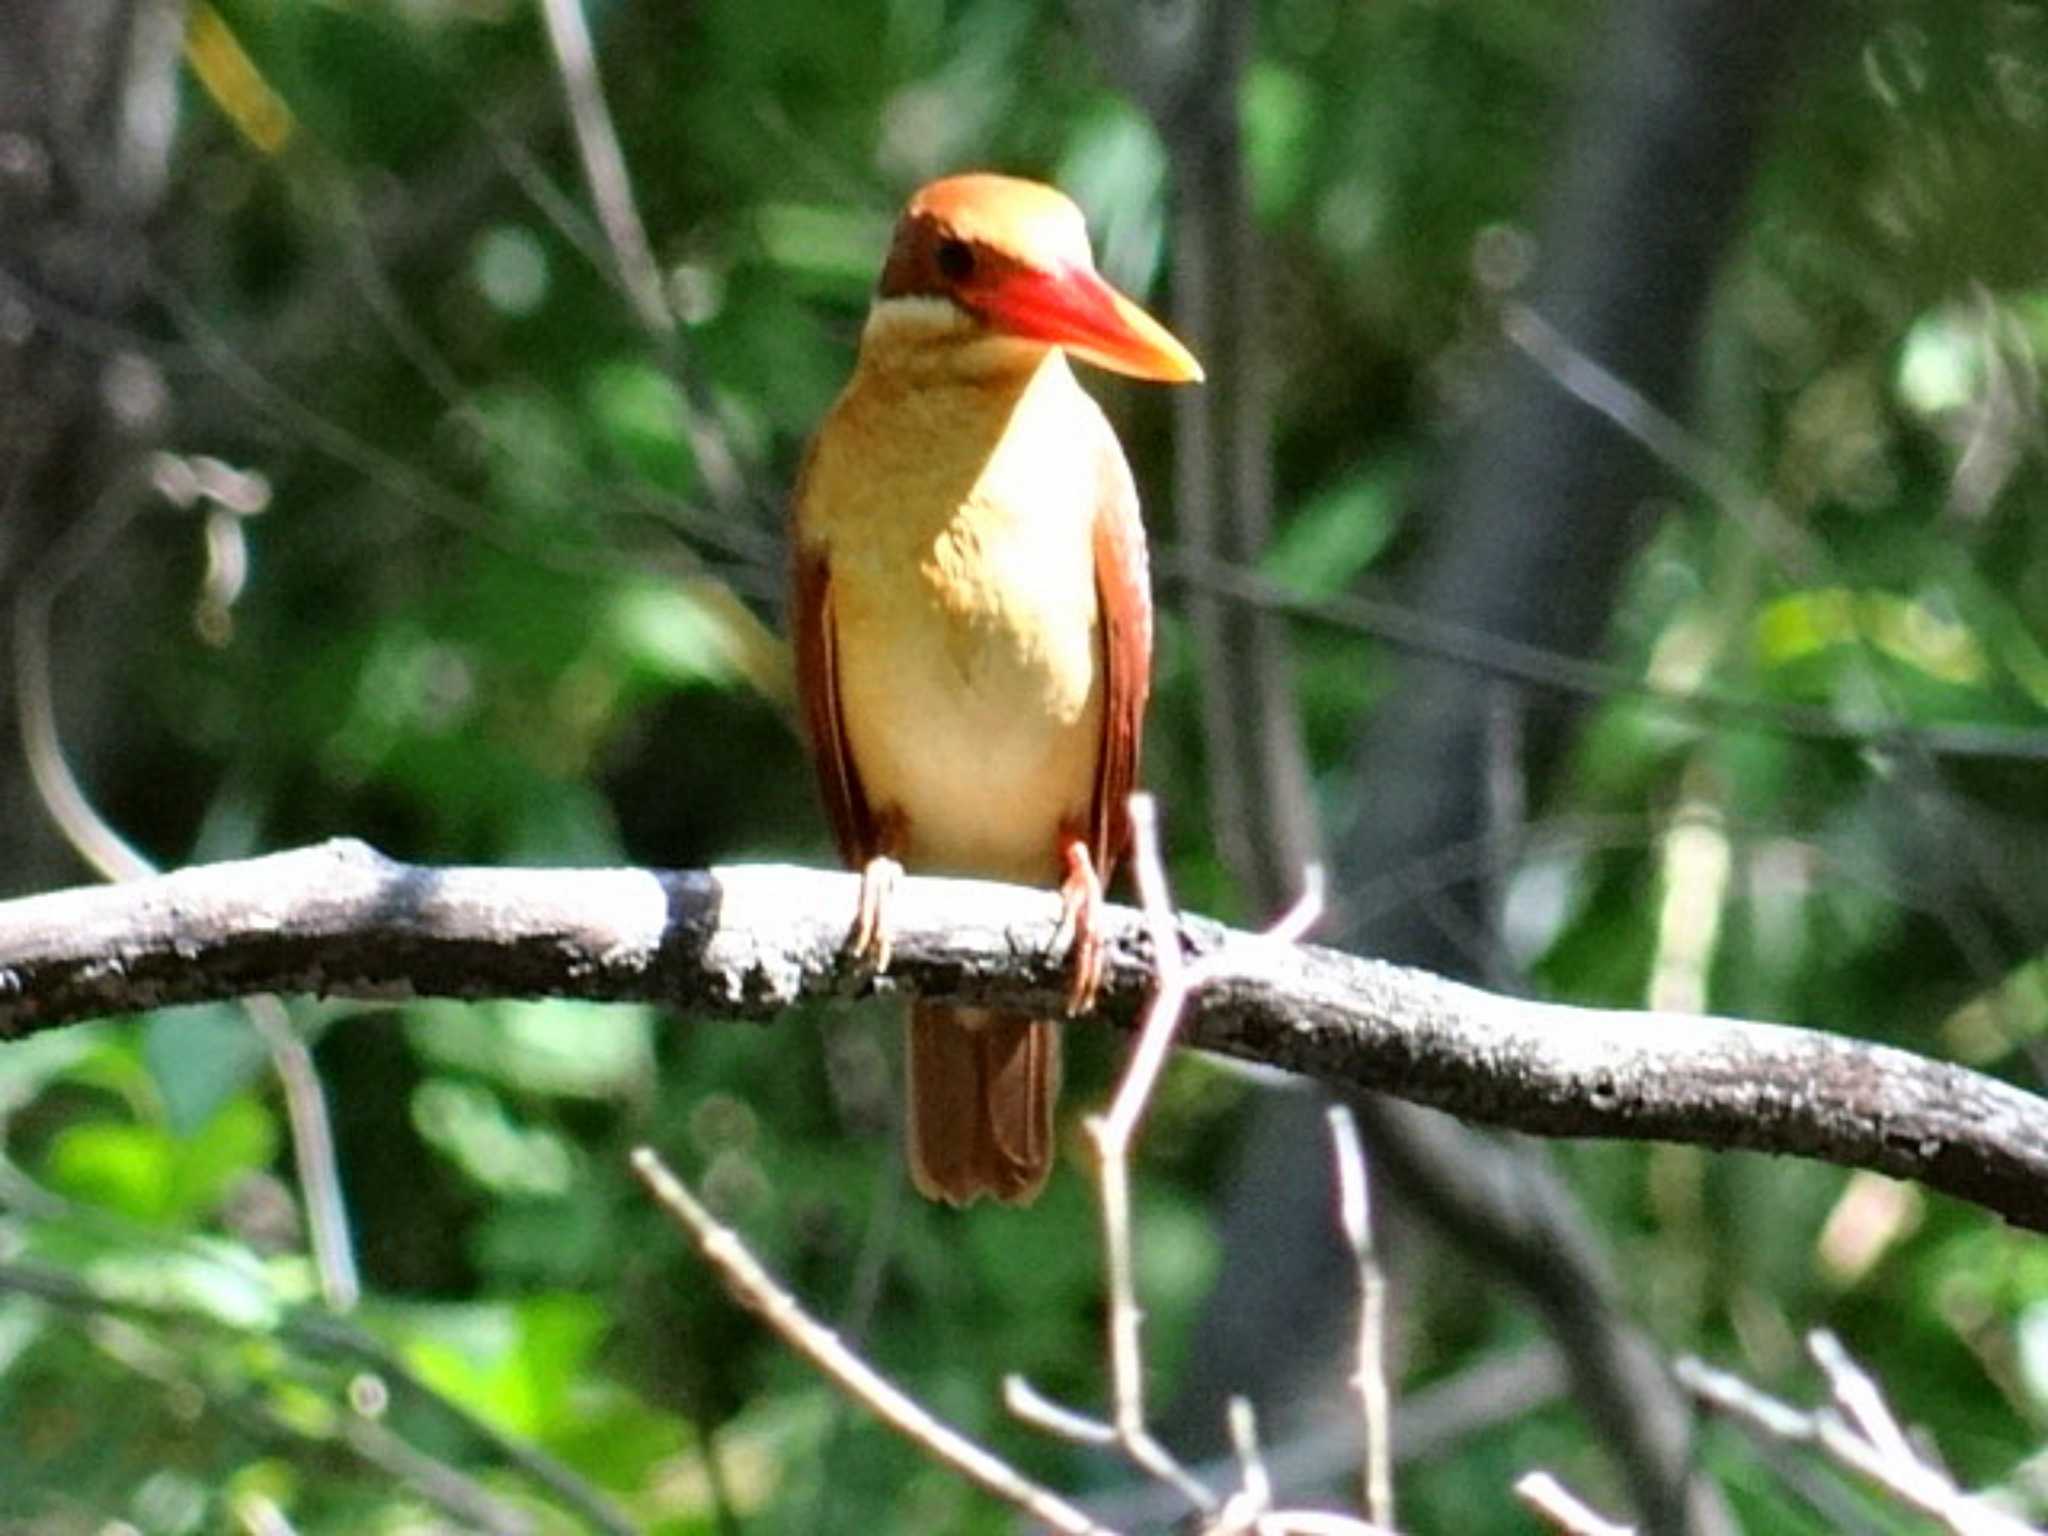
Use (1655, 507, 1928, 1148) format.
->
(975, 262, 1204, 384)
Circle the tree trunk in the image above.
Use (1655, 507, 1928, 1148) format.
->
(0, 0, 187, 893)
(1174, 3, 1819, 1530)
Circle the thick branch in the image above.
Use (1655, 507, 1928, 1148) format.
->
(1, 840, 2043, 1232)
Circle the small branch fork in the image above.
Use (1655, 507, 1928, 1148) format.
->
(1329, 1104, 1393, 1530)
(1002, 795, 1373, 1533)
(1678, 1334, 2046, 1536)
(1515, 1472, 1636, 1536)
(636, 795, 1397, 1535)
(628, 1149, 1113, 1536)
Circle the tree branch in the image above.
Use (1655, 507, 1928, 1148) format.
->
(1, 839, 2043, 1232)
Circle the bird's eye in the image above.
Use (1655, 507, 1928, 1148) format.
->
(934, 237, 976, 283)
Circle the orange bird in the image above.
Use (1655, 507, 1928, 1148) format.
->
(791, 173, 1202, 1205)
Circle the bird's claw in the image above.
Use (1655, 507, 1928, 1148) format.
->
(847, 855, 903, 974)
(1056, 840, 1105, 1016)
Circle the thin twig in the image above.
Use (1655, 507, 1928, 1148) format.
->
(1516, 1471, 1637, 1536)
(1676, 1344, 2042, 1536)
(1806, 1329, 1916, 1469)
(1000, 795, 1325, 1520)
(1328, 1105, 1393, 1529)
(1003, 1375, 1117, 1446)
(340, 1411, 537, 1535)
(35, 1259, 538, 1535)
(1210, 1397, 1393, 1536)
(628, 1147, 1116, 1536)
(1096, 796, 1322, 1513)
(14, 470, 159, 883)
(536, 0, 751, 520)
(1160, 546, 2048, 765)
(1073, 796, 1222, 1513)
(534, 0, 669, 340)
(1080, 1344, 1567, 1533)
(1227, 1397, 1273, 1518)
(242, 993, 359, 1310)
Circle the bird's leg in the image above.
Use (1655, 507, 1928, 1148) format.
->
(1054, 833, 1106, 1016)
(847, 855, 902, 971)
(846, 810, 908, 973)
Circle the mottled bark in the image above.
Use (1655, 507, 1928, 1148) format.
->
(2, 845, 2044, 1235)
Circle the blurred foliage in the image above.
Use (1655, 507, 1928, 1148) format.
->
(4, 0, 2048, 1530)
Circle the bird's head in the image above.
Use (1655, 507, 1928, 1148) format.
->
(864, 173, 1203, 384)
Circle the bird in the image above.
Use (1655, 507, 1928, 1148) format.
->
(790, 172, 1202, 1205)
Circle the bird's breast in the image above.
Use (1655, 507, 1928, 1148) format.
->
(806, 357, 1109, 881)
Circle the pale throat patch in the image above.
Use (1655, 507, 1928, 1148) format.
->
(860, 296, 1052, 378)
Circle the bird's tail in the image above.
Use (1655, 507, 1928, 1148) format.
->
(905, 1003, 1060, 1206)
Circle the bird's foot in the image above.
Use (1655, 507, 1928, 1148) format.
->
(1053, 838, 1105, 1016)
(847, 854, 904, 974)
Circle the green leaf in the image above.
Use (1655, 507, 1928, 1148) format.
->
(42, 1096, 278, 1226)
(585, 359, 694, 491)
(390, 1293, 608, 1439)
(1243, 62, 1316, 219)
(410, 1077, 576, 1196)
(605, 582, 746, 690)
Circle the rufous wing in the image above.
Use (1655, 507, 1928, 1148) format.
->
(791, 543, 877, 869)
(1089, 430, 1154, 880)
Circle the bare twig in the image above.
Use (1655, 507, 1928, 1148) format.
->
(1328, 1106, 1393, 1530)
(1677, 1338, 2043, 1536)
(628, 1147, 1115, 1536)
(25, 1261, 538, 1534)
(1517, 1472, 1637, 1536)
(1081, 1344, 1568, 1533)
(1005, 793, 1377, 1536)
(1225, 1398, 1273, 1523)
(1003, 1375, 1118, 1447)
(14, 471, 159, 884)
(1014, 796, 1233, 1517)
(3, 845, 2045, 1232)
(240, 993, 358, 1310)
(1007, 795, 1333, 1526)
(1207, 1397, 1393, 1535)
(1806, 1330, 1917, 1470)
(535, 0, 669, 340)
(537, 0, 750, 520)
(340, 1410, 537, 1535)
(1160, 547, 2048, 767)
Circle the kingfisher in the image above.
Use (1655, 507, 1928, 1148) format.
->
(791, 173, 1201, 1203)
